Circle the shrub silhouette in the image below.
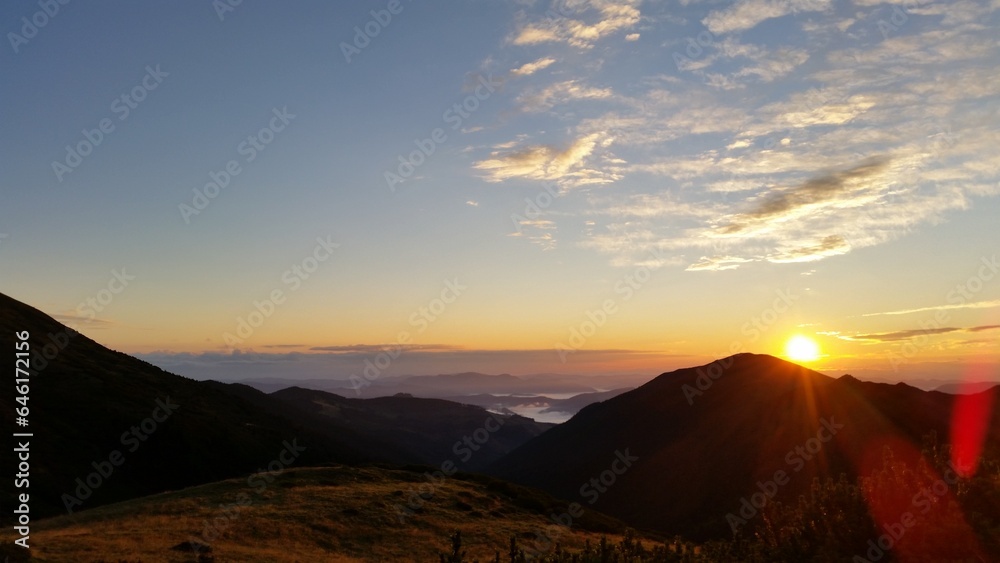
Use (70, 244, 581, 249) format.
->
(443, 436, 1000, 562)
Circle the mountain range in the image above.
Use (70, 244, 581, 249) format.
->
(2, 291, 998, 560)
(0, 292, 547, 520)
(216, 373, 641, 423)
(489, 353, 1000, 541)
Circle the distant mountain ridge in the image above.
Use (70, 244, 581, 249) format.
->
(437, 388, 634, 415)
(489, 353, 1000, 540)
(214, 371, 648, 397)
(0, 292, 550, 521)
(934, 381, 1000, 394)
(8, 289, 998, 553)
(266, 386, 552, 471)
(210, 371, 642, 422)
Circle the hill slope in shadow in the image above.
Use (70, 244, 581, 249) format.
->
(267, 386, 553, 471)
(0, 292, 549, 523)
(489, 353, 1000, 540)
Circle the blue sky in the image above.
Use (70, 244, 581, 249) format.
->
(2, 0, 999, 384)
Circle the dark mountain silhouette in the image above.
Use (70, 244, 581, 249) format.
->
(213, 372, 616, 396)
(488, 353, 1000, 540)
(0, 292, 375, 520)
(218, 373, 645, 422)
(266, 386, 552, 470)
(8, 288, 999, 557)
(541, 387, 633, 415)
(0, 292, 548, 522)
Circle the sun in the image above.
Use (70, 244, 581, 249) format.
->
(785, 335, 820, 362)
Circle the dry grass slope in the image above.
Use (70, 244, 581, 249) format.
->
(2, 465, 650, 562)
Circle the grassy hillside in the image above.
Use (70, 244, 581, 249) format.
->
(0, 465, 651, 562)
(0, 292, 552, 522)
(0, 293, 381, 521)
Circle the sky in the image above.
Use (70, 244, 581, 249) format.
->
(2, 0, 998, 385)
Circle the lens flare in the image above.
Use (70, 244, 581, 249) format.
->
(950, 372, 996, 477)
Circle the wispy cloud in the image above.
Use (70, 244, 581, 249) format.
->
(473, 133, 615, 186)
(510, 57, 557, 76)
(518, 80, 615, 112)
(832, 325, 1000, 343)
(511, 2, 641, 49)
(509, 218, 558, 250)
(474, 0, 1000, 271)
(862, 299, 1000, 317)
(678, 37, 811, 89)
(707, 46, 809, 88)
(309, 344, 462, 354)
(594, 192, 721, 220)
(686, 255, 753, 271)
(702, 0, 832, 35)
(52, 313, 116, 329)
(767, 235, 850, 263)
(836, 327, 960, 342)
(718, 156, 891, 235)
